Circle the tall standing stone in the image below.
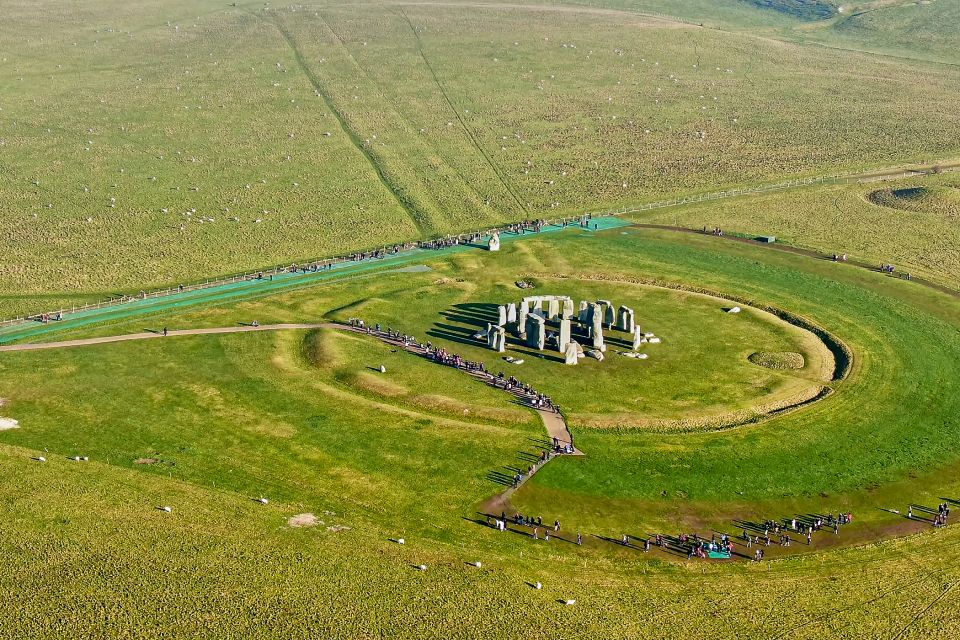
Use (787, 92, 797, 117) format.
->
(617, 306, 635, 333)
(562, 297, 575, 319)
(590, 303, 604, 350)
(564, 340, 579, 365)
(506, 303, 517, 324)
(547, 298, 560, 320)
(604, 303, 616, 328)
(519, 299, 530, 332)
(494, 326, 506, 352)
(585, 303, 595, 326)
(498, 305, 507, 327)
(526, 315, 545, 350)
(632, 326, 644, 350)
(578, 301, 589, 323)
(558, 317, 571, 352)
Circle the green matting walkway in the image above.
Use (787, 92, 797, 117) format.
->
(0, 217, 630, 345)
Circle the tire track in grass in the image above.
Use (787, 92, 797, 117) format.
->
(316, 8, 501, 225)
(305, 9, 500, 229)
(263, 15, 432, 238)
(764, 571, 938, 639)
(889, 577, 958, 640)
(397, 7, 530, 216)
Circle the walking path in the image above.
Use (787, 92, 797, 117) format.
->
(3, 158, 956, 344)
(0, 323, 331, 352)
(10, 313, 941, 562)
(0, 320, 580, 458)
(342, 324, 580, 454)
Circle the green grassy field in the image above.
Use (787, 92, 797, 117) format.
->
(639, 171, 960, 286)
(2, 0, 959, 317)
(3, 0, 960, 636)
(2, 225, 959, 636)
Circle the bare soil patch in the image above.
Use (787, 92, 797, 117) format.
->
(288, 513, 321, 528)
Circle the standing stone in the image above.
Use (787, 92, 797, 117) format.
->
(604, 303, 616, 328)
(506, 303, 517, 324)
(498, 305, 507, 327)
(564, 340, 579, 365)
(547, 298, 560, 320)
(558, 317, 571, 352)
(578, 301, 589, 323)
(632, 326, 644, 350)
(519, 299, 530, 331)
(562, 297, 575, 319)
(494, 326, 506, 352)
(526, 315, 546, 350)
(487, 324, 497, 349)
(617, 306, 635, 333)
(590, 304, 604, 350)
(488, 233, 500, 251)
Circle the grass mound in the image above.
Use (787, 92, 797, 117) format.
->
(867, 186, 960, 215)
(748, 351, 806, 370)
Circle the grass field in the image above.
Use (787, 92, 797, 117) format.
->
(3, 0, 960, 636)
(2, 225, 959, 636)
(639, 171, 960, 285)
(2, 0, 959, 317)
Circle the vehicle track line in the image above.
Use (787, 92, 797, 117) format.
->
(264, 14, 432, 237)
(397, 7, 529, 215)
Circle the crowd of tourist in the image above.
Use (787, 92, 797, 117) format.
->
(29, 312, 62, 323)
(487, 511, 578, 544)
(909, 502, 950, 527)
(934, 503, 951, 527)
(346, 318, 564, 421)
(342, 316, 955, 564)
(274, 215, 590, 279)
